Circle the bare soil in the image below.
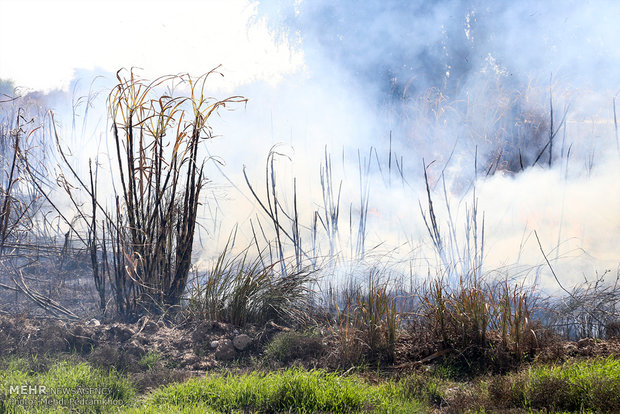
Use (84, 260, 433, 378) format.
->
(0, 315, 292, 368)
(1, 314, 618, 373)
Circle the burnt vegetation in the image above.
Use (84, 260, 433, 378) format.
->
(0, 68, 618, 413)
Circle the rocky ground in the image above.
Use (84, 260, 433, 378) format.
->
(1, 315, 619, 374)
(0, 315, 295, 369)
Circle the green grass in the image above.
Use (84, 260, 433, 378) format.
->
(137, 368, 425, 413)
(447, 357, 620, 413)
(263, 331, 324, 364)
(524, 357, 620, 412)
(122, 403, 222, 413)
(1, 355, 618, 413)
(0, 358, 425, 413)
(138, 352, 163, 371)
(0, 358, 135, 413)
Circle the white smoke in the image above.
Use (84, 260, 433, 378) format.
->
(1, 0, 619, 291)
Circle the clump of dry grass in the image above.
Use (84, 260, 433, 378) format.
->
(410, 275, 544, 375)
(184, 238, 317, 327)
(325, 271, 403, 366)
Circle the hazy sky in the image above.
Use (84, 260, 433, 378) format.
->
(0, 0, 301, 92)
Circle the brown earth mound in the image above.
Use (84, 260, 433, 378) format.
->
(0, 315, 290, 372)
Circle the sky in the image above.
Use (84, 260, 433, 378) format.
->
(0, 0, 302, 92)
(1, 0, 619, 290)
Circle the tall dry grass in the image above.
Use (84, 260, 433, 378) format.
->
(184, 236, 317, 326)
(324, 271, 405, 365)
(53, 68, 246, 320)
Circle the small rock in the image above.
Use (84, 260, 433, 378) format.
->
(233, 334, 252, 351)
(233, 329, 240, 335)
(87, 318, 100, 326)
(214, 339, 236, 361)
(210, 340, 219, 348)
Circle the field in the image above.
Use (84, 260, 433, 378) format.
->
(1, 2, 620, 412)
(0, 73, 618, 410)
(0, 67, 619, 411)
(0, 330, 618, 412)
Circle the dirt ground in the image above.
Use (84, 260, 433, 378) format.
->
(1, 314, 618, 374)
(0, 315, 291, 369)
(0, 314, 305, 391)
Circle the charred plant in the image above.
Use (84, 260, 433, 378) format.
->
(55, 68, 246, 320)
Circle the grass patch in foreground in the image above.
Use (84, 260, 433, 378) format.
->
(0, 358, 135, 413)
(446, 356, 620, 413)
(524, 356, 620, 412)
(138, 368, 425, 413)
(3, 355, 616, 413)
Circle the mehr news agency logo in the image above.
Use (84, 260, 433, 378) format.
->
(5, 385, 126, 407)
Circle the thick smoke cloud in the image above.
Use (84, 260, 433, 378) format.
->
(257, 0, 620, 166)
(260, 0, 620, 94)
(238, 0, 620, 287)
(2, 0, 618, 291)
